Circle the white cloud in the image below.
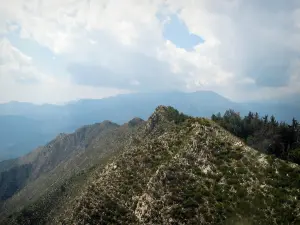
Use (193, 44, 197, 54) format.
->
(0, 0, 300, 103)
(0, 38, 129, 104)
(0, 76, 130, 104)
(0, 38, 42, 83)
(159, 0, 300, 100)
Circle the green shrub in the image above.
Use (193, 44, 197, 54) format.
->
(288, 148, 300, 164)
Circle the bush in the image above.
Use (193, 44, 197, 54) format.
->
(288, 148, 300, 164)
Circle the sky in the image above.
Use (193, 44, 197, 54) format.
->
(0, 0, 300, 104)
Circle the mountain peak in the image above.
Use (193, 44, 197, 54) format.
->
(1, 106, 299, 225)
(128, 117, 144, 127)
(145, 105, 189, 133)
(153, 105, 189, 122)
(152, 105, 171, 117)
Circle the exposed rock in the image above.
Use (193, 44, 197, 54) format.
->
(1, 106, 300, 225)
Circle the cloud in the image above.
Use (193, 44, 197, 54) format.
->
(0, 76, 130, 104)
(68, 51, 185, 92)
(0, 37, 42, 83)
(160, 0, 300, 99)
(0, 0, 300, 103)
(0, 37, 129, 104)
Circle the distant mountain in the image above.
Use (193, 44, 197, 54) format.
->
(240, 102, 300, 122)
(0, 115, 53, 161)
(0, 101, 62, 115)
(0, 106, 299, 225)
(0, 91, 299, 160)
(0, 119, 129, 215)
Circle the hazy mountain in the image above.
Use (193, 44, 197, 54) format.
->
(0, 118, 142, 219)
(0, 91, 299, 161)
(0, 106, 299, 225)
(240, 102, 300, 122)
(0, 116, 52, 161)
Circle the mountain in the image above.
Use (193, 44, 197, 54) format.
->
(0, 106, 299, 225)
(0, 119, 128, 213)
(240, 102, 300, 122)
(0, 91, 299, 161)
(0, 115, 57, 161)
(0, 91, 235, 161)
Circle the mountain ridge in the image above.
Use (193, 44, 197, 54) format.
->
(0, 106, 299, 225)
(1, 91, 299, 161)
(0, 117, 146, 220)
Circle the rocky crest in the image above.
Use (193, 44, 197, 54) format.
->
(1, 106, 300, 225)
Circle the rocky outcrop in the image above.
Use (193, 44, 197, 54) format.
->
(2, 106, 300, 225)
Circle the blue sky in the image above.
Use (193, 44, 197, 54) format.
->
(0, 0, 300, 104)
(161, 14, 204, 50)
(6, 29, 67, 78)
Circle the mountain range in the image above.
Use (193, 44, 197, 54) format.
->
(0, 106, 299, 225)
(0, 91, 299, 161)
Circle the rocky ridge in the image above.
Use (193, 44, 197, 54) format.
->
(56, 106, 300, 225)
(1, 106, 300, 225)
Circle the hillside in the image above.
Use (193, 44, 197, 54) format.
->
(1, 91, 299, 161)
(212, 109, 300, 165)
(1, 106, 299, 225)
(0, 119, 142, 217)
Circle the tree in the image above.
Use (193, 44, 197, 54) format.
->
(212, 109, 300, 165)
(263, 115, 269, 124)
(270, 115, 277, 126)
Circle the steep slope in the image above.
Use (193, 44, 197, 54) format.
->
(0, 158, 17, 173)
(54, 106, 299, 225)
(2, 106, 299, 225)
(0, 164, 32, 201)
(0, 119, 141, 217)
